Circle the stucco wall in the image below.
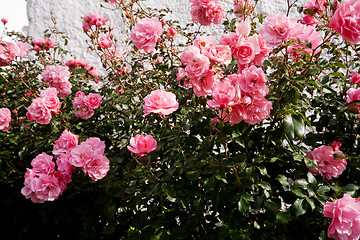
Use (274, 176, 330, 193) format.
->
(26, 0, 305, 72)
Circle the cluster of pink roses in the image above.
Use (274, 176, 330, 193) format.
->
(82, 12, 109, 32)
(66, 59, 99, 83)
(178, 22, 272, 125)
(0, 40, 28, 66)
(0, 107, 11, 131)
(259, 13, 322, 59)
(324, 194, 360, 240)
(130, 17, 163, 53)
(345, 72, 360, 115)
(22, 130, 109, 203)
(31, 38, 54, 51)
(41, 65, 72, 97)
(127, 134, 157, 157)
(306, 141, 347, 180)
(98, 34, 113, 49)
(26, 87, 61, 125)
(190, 0, 225, 26)
(72, 91, 102, 120)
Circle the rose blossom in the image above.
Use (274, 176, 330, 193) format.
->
(166, 27, 178, 39)
(190, 70, 216, 97)
(345, 88, 360, 114)
(0, 41, 28, 66)
(306, 145, 347, 180)
(72, 91, 99, 120)
(241, 98, 272, 124)
(41, 65, 72, 97)
(127, 134, 157, 156)
(82, 12, 109, 32)
(69, 143, 94, 168)
(304, 0, 327, 12)
(202, 45, 232, 64)
(32, 38, 54, 51)
(143, 90, 179, 116)
(56, 153, 74, 183)
(98, 34, 113, 49)
(323, 194, 360, 240)
(31, 153, 55, 175)
(1, 18, 8, 24)
(181, 46, 210, 78)
(26, 98, 52, 125)
(190, 0, 225, 26)
(83, 137, 106, 155)
(329, 0, 360, 44)
(207, 82, 236, 109)
(86, 93, 102, 109)
(39, 87, 61, 114)
(53, 130, 79, 156)
(130, 17, 163, 53)
(82, 154, 110, 180)
(259, 14, 295, 47)
(0, 107, 11, 131)
(350, 72, 360, 84)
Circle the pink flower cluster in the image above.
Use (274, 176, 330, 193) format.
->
(130, 17, 163, 53)
(329, 0, 360, 44)
(26, 87, 61, 125)
(72, 91, 102, 120)
(345, 88, 360, 114)
(350, 72, 360, 85)
(82, 12, 109, 32)
(190, 0, 225, 26)
(98, 34, 113, 49)
(0, 107, 11, 131)
(178, 24, 272, 125)
(21, 130, 110, 203)
(127, 134, 157, 157)
(306, 142, 347, 180)
(21, 153, 67, 203)
(143, 90, 179, 116)
(66, 59, 99, 83)
(0, 40, 28, 66)
(41, 65, 72, 97)
(32, 38, 54, 51)
(324, 194, 360, 240)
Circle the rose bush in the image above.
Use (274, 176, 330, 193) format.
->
(2, 0, 360, 239)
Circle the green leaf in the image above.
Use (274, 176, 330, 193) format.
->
(264, 199, 279, 213)
(292, 199, 307, 216)
(151, 229, 170, 240)
(276, 174, 289, 187)
(304, 157, 318, 169)
(342, 184, 360, 194)
(276, 212, 291, 225)
(171, 226, 189, 239)
(238, 198, 251, 214)
(292, 188, 308, 198)
(283, 114, 305, 139)
(306, 198, 316, 210)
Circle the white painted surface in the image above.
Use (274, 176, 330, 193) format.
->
(26, 0, 306, 73)
(0, 0, 28, 33)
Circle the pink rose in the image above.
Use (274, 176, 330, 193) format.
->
(41, 65, 70, 84)
(207, 82, 236, 109)
(127, 134, 157, 156)
(304, 0, 327, 12)
(86, 93, 102, 109)
(350, 72, 360, 84)
(83, 137, 106, 155)
(202, 45, 232, 64)
(32, 38, 54, 51)
(130, 17, 163, 53)
(72, 91, 95, 120)
(306, 145, 347, 180)
(166, 27, 178, 39)
(53, 130, 79, 156)
(31, 153, 55, 175)
(236, 21, 251, 37)
(234, 65, 269, 100)
(331, 141, 342, 151)
(223, 103, 245, 124)
(56, 153, 75, 183)
(241, 98, 272, 124)
(329, 0, 360, 44)
(21, 168, 63, 203)
(190, 0, 225, 26)
(69, 143, 94, 168)
(193, 36, 217, 51)
(1, 18, 8, 24)
(82, 12, 109, 32)
(345, 88, 360, 113)
(98, 34, 113, 49)
(40, 87, 61, 114)
(324, 194, 360, 240)
(0, 107, 11, 131)
(181, 46, 210, 78)
(82, 154, 110, 180)
(259, 14, 295, 47)
(190, 70, 216, 97)
(26, 98, 52, 125)
(143, 90, 179, 116)
(0, 41, 28, 66)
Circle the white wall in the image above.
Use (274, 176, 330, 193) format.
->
(26, 0, 305, 73)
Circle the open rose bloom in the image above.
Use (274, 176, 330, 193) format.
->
(0, 107, 12, 131)
(143, 90, 179, 116)
(127, 134, 157, 157)
(130, 17, 163, 53)
(324, 194, 360, 240)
